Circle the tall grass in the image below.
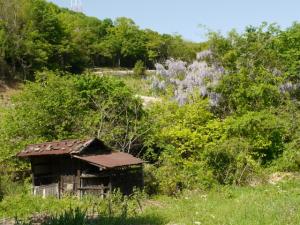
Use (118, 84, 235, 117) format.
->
(114, 75, 153, 96)
(143, 179, 300, 225)
(1, 179, 299, 225)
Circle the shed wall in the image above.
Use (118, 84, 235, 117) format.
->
(110, 165, 144, 195)
(30, 156, 143, 198)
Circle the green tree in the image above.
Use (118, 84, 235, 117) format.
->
(98, 17, 147, 67)
(144, 29, 168, 65)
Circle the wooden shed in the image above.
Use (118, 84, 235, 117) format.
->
(17, 138, 144, 198)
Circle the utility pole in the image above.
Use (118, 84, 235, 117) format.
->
(70, 0, 83, 12)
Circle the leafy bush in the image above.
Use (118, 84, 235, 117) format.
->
(223, 111, 286, 163)
(272, 137, 300, 171)
(143, 100, 221, 194)
(133, 60, 146, 77)
(204, 138, 261, 185)
(143, 98, 297, 192)
(153, 158, 216, 195)
(143, 164, 159, 195)
(215, 68, 283, 115)
(143, 100, 215, 161)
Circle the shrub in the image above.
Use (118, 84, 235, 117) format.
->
(133, 60, 146, 77)
(272, 137, 300, 171)
(204, 138, 260, 185)
(153, 159, 216, 195)
(143, 164, 159, 195)
(224, 111, 286, 164)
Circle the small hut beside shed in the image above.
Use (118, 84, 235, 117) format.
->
(17, 138, 144, 198)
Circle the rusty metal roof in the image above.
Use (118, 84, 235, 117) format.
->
(17, 139, 93, 157)
(17, 138, 144, 168)
(74, 152, 144, 168)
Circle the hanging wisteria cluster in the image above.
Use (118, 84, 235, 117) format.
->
(151, 50, 225, 106)
(279, 81, 300, 95)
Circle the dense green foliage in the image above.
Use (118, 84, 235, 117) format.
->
(1, 22, 300, 197)
(208, 23, 300, 112)
(0, 0, 201, 81)
(133, 60, 146, 77)
(141, 23, 300, 194)
(0, 72, 144, 179)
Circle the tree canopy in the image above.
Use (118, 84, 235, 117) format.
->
(0, 0, 201, 81)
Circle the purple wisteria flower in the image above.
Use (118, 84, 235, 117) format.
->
(209, 92, 222, 107)
(196, 49, 212, 60)
(152, 50, 225, 106)
(279, 82, 300, 94)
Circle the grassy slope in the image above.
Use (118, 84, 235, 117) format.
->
(142, 179, 300, 225)
(1, 179, 299, 224)
(0, 81, 21, 107)
(113, 75, 154, 96)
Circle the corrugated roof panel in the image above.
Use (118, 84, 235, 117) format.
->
(17, 138, 144, 168)
(74, 152, 144, 168)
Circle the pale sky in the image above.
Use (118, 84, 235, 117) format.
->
(48, 0, 300, 42)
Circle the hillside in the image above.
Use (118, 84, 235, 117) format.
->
(1, 0, 300, 224)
